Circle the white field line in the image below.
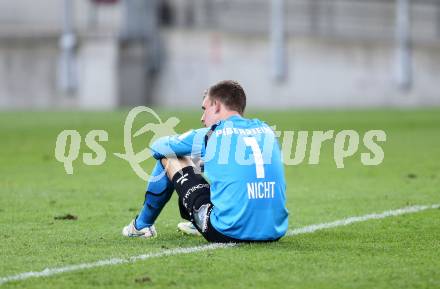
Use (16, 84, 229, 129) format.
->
(0, 204, 438, 286)
(286, 204, 439, 236)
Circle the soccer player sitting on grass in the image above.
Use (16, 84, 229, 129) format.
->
(122, 80, 288, 242)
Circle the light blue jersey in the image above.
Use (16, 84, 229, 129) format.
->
(150, 115, 288, 240)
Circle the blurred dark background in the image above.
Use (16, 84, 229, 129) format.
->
(0, 0, 439, 109)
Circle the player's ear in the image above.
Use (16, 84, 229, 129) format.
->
(214, 100, 221, 113)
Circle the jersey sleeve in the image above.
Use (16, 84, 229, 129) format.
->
(149, 127, 210, 159)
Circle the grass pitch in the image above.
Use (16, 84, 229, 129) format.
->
(0, 109, 439, 289)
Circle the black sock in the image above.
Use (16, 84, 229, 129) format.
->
(172, 166, 211, 217)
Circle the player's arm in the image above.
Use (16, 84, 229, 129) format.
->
(149, 127, 210, 160)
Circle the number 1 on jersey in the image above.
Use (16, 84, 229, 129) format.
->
(244, 137, 265, 179)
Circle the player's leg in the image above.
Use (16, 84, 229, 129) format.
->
(122, 159, 174, 238)
(161, 157, 211, 233)
(161, 156, 194, 181)
(161, 157, 210, 221)
(123, 156, 239, 242)
(156, 157, 200, 235)
(163, 157, 240, 242)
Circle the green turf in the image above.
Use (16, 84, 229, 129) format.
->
(0, 108, 439, 289)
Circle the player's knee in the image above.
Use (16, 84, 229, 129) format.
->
(162, 157, 194, 180)
(168, 156, 193, 167)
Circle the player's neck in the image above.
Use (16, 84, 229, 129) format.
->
(219, 110, 241, 121)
